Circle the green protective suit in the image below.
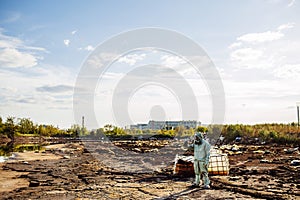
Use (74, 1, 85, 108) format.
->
(192, 133, 211, 186)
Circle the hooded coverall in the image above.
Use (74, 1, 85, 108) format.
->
(193, 138, 211, 186)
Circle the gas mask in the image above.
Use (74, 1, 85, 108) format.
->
(194, 134, 203, 145)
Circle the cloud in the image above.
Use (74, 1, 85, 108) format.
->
(160, 55, 186, 67)
(288, 0, 295, 7)
(16, 97, 36, 104)
(100, 72, 123, 80)
(71, 30, 77, 35)
(224, 21, 300, 124)
(117, 53, 146, 66)
(0, 66, 74, 124)
(236, 22, 294, 44)
(230, 47, 276, 69)
(63, 39, 70, 46)
(84, 45, 94, 51)
(268, 0, 296, 8)
(237, 31, 284, 43)
(277, 22, 295, 31)
(273, 64, 300, 78)
(47, 106, 71, 110)
(36, 84, 73, 93)
(229, 22, 296, 70)
(0, 48, 38, 68)
(231, 48, 263, 62)
(78, 45, 95, 51)
(0, 30, 45, 68)
(228, 42, 242, 49)
(0, 61, 76, 128)
(159, 54, 199, 76)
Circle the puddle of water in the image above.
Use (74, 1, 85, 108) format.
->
(0, 143, 44, 163)
(0, 156, 7, 163)
(0, 154, 15, 163)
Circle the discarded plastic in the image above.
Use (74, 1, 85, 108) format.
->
(284, 147, 299, 154)
(291, 160, 300, 166)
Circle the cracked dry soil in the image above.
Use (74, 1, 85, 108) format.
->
(0, 142, 299, 200)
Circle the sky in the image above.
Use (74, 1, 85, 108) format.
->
(0, 0, 300, 128)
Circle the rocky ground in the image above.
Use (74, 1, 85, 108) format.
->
(0, 141, 299, 200)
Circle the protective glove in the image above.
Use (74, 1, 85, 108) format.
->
(187, 143, 194, 151)
(204, 160, 209, 168)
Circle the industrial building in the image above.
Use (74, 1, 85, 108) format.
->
(130, 120, 201, 130)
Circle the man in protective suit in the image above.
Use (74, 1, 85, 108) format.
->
(190, 132, 211, 189)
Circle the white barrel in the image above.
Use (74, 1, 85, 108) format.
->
(208, 153, 229, 175)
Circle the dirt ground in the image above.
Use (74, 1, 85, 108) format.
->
(0, 141, 299, 200)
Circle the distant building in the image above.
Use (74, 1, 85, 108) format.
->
(148, 120, 165, 130)
(137, 123, 148, 130)
(130, 120, 201, 130)
(129, 124, 138, 129)
(165, 120, 201, 129)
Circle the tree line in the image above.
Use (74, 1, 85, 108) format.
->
(0, 116, 88, 140)
(0, 116, 299, 144)
(216, 123, 300, 145)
